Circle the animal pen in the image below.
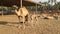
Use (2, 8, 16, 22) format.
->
(0, 0, 45, 29)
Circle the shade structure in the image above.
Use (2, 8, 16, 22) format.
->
(0, 0, 44, 7)
(0, 0, 45, 16)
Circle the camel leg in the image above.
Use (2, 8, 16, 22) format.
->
(17, 16, 25, 29)
(23, 16, 25, 29)
(18, 16, 20, 23)
(25, 15, 28, 22)
(17, 16, 21, 28)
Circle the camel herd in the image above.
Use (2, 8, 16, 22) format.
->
(12, 5, 59, 23)
(11, 5, 59, 29)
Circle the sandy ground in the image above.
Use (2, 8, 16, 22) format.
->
(0, 15, 60, 34)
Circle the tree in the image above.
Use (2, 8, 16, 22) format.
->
(48, 0, 57, 6)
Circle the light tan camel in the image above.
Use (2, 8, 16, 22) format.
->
(14, 6, 29, 29)
(15, 6, 29, 23)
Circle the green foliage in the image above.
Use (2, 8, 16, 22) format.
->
(39, 2, 60, 10)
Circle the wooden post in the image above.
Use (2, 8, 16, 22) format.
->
(21, 0, 22, 8)
(2, 10, 3, 16)
(36, 3, 37, 14)
(2, 8, 3, 16)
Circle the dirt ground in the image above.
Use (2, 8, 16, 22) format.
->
(0, 15, 60, 34)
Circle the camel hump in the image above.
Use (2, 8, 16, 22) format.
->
(15, 6, 29, 16)
(21, 7, 29, 16)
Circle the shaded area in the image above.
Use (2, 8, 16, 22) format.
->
(0, 0, 42, 7)
(0, 21, 8, 25)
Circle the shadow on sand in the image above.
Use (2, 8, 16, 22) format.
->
(0, 21, 8, 25)
(0, 21, 20, 25)
(0, 21, 21, 28)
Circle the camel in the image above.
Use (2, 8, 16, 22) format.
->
(13, 6, 29, 29)
(15, 6, 29, 23)
(40, 9, 58, 20)
(41, 13, 54, 19)
(41, 12, 58, 20)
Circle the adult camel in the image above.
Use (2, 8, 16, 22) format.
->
(15, 6, 29, 23)
(13, 5, 29, 29)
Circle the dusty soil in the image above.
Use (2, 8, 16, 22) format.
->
(0, 15, 60, 34)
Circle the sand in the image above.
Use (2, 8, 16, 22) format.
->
(0, 15, 60, 34)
